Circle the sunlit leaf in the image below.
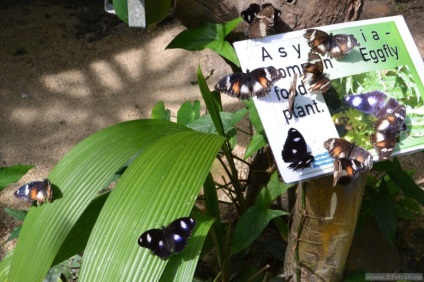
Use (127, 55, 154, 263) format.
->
(0, 165, 33, 191)
(166, 18, 242, 66)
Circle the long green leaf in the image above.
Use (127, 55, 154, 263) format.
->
(8, 119, 190, 281)
(79, 130, 224, 281)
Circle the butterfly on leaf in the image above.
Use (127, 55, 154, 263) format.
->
(14, 178, 53, 205)
(138, 217, 196, 259)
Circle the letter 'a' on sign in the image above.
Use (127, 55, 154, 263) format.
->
(233, 16, 424, 183)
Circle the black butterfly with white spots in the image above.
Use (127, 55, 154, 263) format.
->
(282, 128, 314, 171)
(302, 52, 331, 94)
(324, 138, 373, 186)
(304, 29, 360, 59)
(214, 66, 282, 100)
(241, 3, 281, 39)
(138, 217, 196, 259)
(344, 91, 407, 160)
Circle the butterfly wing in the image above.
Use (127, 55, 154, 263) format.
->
(248, 66, 282, 97)
(371, 105, 406, 160)
(138, 228, 172, 259)
(302, 52, 330, 93)
(287, 74, 298, 113)
(344, 91, 387, 116)
(241, 3, 261, 24)
(329, 34, 360, 58)
(282, 128, 314, 170)
(304, 29, 331, 56)
(214, 72, 248, 99)
(164, 217, 196, 254)
(14, 179, 52, 205)
(333, 158, 366, 186)
(324, 138, 372, 168)
(214, 67, 281, 100)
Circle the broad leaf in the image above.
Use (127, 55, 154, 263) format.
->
(151, 101, 171, 120)
(79, 130, 224, 281)
(7, 119, 212, 281)
(166, 18, 242, 66)
(244, 132, 266, 159)
(177, 100, 201, 126)
(0, 165, 33, 191)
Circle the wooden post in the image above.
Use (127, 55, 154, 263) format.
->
(283, 173, 368, 281)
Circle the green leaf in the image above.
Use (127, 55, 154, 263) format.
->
(187, 109, 247, 136)
(177, 100, 201, 126)
(166, 18, 242, 66)
(0, 251, 13, 281)
(197, 66, 225, 137)
(151, 101, 171, 120)
(4, 208, 27, 221)
(7, 120, 198, 281)
(255, 172, 292, 209)
(367, 179, 397, 244)
(388, 158, 424, 206)
(244, 99, 265, 135)
(244, 133, 266, 159)
(4, 226, 22, 244)
(231, 206, 287, 254)
(78, 131, 224, 280)
(0, 165, 33, 191)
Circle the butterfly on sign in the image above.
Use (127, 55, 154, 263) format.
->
(282, 128, 315, 171)
(344, 91, 407, 160)
(241, 3, 281, 39)
(304, 29, 360, 59)
(287, 74, 298, 113)
(14, 178, 53, 205)
(370, 105, 406, 160)
(302, 52, 331, 94)
(344, 90, 407, 131)
(138, 217, 196, 259)
(214, 66, 282, 100)
(324, 138, 373, 186)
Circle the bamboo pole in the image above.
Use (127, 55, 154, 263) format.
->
(283, 172, 368, 281)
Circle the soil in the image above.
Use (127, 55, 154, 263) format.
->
(1, 0, 424, 277)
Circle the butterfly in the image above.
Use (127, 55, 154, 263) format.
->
(241, 3, 281, 38)
(344, 91, 407, 160)
(324, 138, 373, 186)
(138, 217, 196, 259)
(214, 66, 282, 100)
(304, 29, 360, 59)
(302, 52, 331, 94)
(282, 128, 314, 171)
(370, 105, 406, 160)
(14, 178, 53, 205)
(287, 74, 298, 113)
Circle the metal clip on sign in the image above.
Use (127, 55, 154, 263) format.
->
(104, 0, 177, 28)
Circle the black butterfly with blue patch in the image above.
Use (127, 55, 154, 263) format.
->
(138, 217, 196, 259)
(282, 128, 314, 171)
(344, 91, 407, 160)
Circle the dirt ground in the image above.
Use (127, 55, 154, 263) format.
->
(1, 0, 424, 274)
